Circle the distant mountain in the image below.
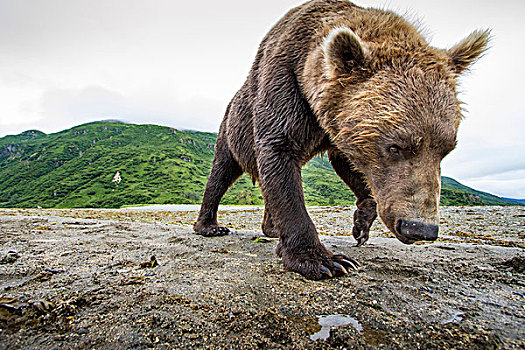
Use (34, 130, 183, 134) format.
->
(0, 121, 518, 208)
(440, 177, 517, 206)
(502, 198, 525, 205)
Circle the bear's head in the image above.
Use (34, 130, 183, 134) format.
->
(323, 26, 490, 244)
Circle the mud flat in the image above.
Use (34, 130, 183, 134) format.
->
(0, 206, 523, 349)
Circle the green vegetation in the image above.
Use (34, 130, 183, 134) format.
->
(0, 121, 516, 208)
(440, 176, 514, 206)
(302, 155, 355, 206)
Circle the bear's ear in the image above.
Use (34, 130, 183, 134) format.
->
(323, 27, 367, 77)
(448, 29, 491, 74)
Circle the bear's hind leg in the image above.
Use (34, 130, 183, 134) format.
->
(194, 135, 243, 237)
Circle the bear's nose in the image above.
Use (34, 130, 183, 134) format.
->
(395, 219, 438, 243)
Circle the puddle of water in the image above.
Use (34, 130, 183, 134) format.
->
(310, 314, 363, 341)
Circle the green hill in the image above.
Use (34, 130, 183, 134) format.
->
(440, 176, 514, 206)
(0, 121, 517, 208)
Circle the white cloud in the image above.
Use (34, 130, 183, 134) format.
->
(461, 169, 525, 199)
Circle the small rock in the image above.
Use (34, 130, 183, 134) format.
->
(502, 257, 525, 273)
(0, 251, 19, 264)
(140, 256, 159, 268)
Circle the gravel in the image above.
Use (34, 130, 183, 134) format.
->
(0, 206, 523, 349)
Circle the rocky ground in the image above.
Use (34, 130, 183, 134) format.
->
(0, 206, 523, 349)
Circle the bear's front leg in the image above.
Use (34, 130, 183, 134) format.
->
(257, 141, 359, 280)
(352, 198, 377, 246)
(328, 151, 377, 246)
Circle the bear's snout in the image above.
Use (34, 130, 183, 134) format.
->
(395, 219, 439, 244)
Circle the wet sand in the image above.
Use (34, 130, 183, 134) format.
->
(0, 206, 523, 349)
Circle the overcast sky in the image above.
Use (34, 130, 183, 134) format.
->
(0, 0, 523, 198)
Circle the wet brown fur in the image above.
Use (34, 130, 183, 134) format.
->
(194, 0, 490, 279)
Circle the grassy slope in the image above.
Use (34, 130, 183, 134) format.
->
(440, 176, 513, 206)
(0, 121, 516, 208)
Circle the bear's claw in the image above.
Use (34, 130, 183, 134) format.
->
(316, 255, 360, 279)
(332, 262, 348, 275)
(320, 265, 333, 278)
(353, 230, 369, 247)
(318, 255, 361, 279)
(280, 246, 360, 280)
(339, 257, 360, 271)
(195, 226, 230, 237)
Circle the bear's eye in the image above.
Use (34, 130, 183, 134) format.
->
(388, 145, 401, 156)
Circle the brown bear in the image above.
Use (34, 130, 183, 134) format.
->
(193, 0, 489, 280)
